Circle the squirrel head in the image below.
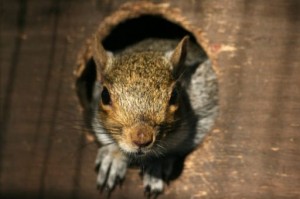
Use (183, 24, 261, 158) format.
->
(92, 36, 188, 156)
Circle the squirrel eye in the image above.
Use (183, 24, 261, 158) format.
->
(101, 86, 111, 105)
(169, 89, 178, 105)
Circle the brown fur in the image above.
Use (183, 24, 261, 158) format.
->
(92, 37, 188, 154)
(97, 51, 180, 153)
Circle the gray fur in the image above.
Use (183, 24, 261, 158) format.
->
(91, 38, 218, 195)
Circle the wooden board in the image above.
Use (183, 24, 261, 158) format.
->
(1, 0, 300, 198)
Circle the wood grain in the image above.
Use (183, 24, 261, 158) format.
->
(1, 0, 299, 198)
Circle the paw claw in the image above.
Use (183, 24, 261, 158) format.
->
(115, 176, 124, 188)
(144, 186, 151, 199)
(97, 184, 105, 193)
(144, 185, 151, 193)
(144, 185, 162, 199)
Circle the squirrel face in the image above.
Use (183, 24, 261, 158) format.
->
(93, 37, 188, 156)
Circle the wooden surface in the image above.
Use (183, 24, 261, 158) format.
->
(1, 0, 300, 199)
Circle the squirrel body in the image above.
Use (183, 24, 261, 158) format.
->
(91, 37, 218, 195)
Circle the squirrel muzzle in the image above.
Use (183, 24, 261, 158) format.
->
(123, 124, 155, 151)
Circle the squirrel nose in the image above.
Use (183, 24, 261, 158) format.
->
(132, 131, 153, 148)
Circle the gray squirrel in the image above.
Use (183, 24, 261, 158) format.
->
(88, 35, 218, 196)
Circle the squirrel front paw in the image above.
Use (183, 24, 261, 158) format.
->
(95, 144, 128, 191)
(142, 158, 176, 197)
(143, 172, 164, 197)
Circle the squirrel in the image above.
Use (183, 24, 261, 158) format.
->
(89, 35, 218, 196)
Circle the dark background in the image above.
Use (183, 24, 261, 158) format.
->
(1, 0, 300, 198)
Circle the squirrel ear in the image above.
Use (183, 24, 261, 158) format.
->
(92, 35, 112, 81)
(167, 36, 189, 77)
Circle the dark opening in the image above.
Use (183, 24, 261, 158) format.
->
(76, 58, 97, 108)
(102, 15, 197, 52)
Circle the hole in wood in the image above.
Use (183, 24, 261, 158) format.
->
(102, 15, 196, 52)
(75, 7, 218, 195)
